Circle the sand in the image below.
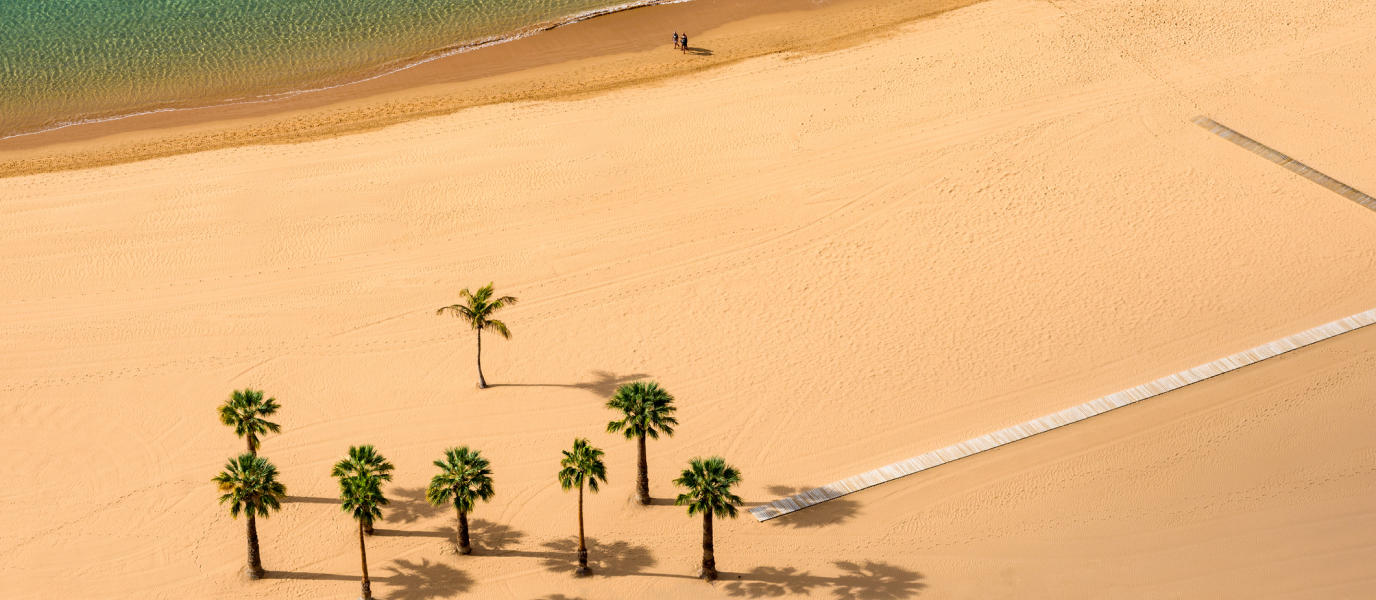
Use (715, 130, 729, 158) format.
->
(2, 0, 1375, 598)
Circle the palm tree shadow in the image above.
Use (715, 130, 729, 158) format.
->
(761, 485, 860, 528)
(283, 495, 337, 505)
(382, 558, 474, 600)
(267, 571, 355, 581)
(469, 519, 527, 552)
(721, 561, 926, 599)
(491, 370, 651, 396)
(536, 537, 657, 575)
(385, 486, 445, 524)
(373, 528, 451, 538)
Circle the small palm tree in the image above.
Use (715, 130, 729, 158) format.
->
(436, 283, 518, 389)
(674, 457, 744, 581)
(339, 472, 388, 600)
(558, 438, 607, 577)
(426, 446, 496, 555)
(605, 381, 678, 505)
(213, 453, 287, 580)
(331, 445, 394, 534)
(218, 388, 281, 455)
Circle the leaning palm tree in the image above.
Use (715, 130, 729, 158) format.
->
(435, 283, 518, 389)
(339, 472, 388, 600)
(674, 456, 744, 581)
(331, 445, 394, 534)
(557, 438, 607, 577)
(218, 388, 281, 455)
(605, 381, 678, 505)
(426, 446, 496, 555)
(213, 453, 287, 580)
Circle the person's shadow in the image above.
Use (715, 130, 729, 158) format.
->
(683, 46, 713, 56)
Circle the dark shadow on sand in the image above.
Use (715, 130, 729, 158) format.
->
(469, 519, 527, 552)
(272, 559, 474, 599)
(283, 495, 338, 505)
(760, 485, 860, 528)
(722, 561, 926, 599)
(385, 486, 446, 524)
(683, 46, 713, 56)
(488, 370, 651, 396)
(383, 558, 474, 600)
(485, 536, 658, 576)
(373, 528, 451, 539)
(267, 571, 357, 581)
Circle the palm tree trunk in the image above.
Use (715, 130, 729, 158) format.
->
(247, 434, 257, 456)
(476, 328, 487, 388)
(246, 512, 265, 579)
(636, 433, 650, 505)
(699, 511, 717, 581)
(359, 521, 373, 599)
(574, 484, 591, 577)
(363, 515, 374, 536)
(458, 508, 472, 555)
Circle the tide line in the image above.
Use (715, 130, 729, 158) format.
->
(750, 307, 1376, 521)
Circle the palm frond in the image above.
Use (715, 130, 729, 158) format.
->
(605, 381, 678, 440)
(427, 446, 496, 512)
(484, 319, 512, 339)
(673, 456, 743, 520)
(212, 453, 287, 521)
(558, 438, 607, 493)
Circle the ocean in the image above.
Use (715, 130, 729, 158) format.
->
(0, 0, 670, 138)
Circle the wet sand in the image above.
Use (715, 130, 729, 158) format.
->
(0, 0, 981, 176)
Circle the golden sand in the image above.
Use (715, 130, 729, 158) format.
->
(2, 0, 1374, 597)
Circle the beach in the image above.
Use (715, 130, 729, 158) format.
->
(2, 0, 1375, 597)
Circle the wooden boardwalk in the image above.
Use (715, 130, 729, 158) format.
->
(1192, 116, 1376, 212)
(750, 308, 1376, 521)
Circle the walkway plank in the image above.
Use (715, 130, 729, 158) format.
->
(1192, 116, 1376, 212)
(750, 308, 1376, 521)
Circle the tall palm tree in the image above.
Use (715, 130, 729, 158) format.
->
(213, 453, 287, 580)
(673, 457, 744, 581)
(426, 446, 496, 555)
(218, 388, 281, 455)
(557, 438, 607, 577)
(339, 472, 388, 600)
(605, 381, 678, 505)
(435, 283, 518, 389)
(331, 445, 394, 534)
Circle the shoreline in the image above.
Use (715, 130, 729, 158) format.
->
(0, 0, 699, 143)
(0, 0, 982, 178)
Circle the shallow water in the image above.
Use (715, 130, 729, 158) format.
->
(0, 0, 646, 137)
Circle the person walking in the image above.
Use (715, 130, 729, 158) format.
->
(681, 33, 688, 54)
(673, 31, 680, 50)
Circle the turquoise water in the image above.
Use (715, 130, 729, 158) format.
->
(0, 0, 647, 137)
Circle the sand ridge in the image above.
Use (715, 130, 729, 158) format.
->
(2, 0, 1375, 597)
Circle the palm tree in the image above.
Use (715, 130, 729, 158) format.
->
(557, 438, 607, 577)
(218, 388, 281, 455)
(213, 453, 287, 580)
(426, 446, 496, 555)
(331, 445, 394, 534)
(605, 381, 678, 505)
(673, 457, 744, 581)
(435, 283, 518, 389)
(339, 472, 388, 600)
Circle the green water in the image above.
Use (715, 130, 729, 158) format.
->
(0, 0, 646, 137)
